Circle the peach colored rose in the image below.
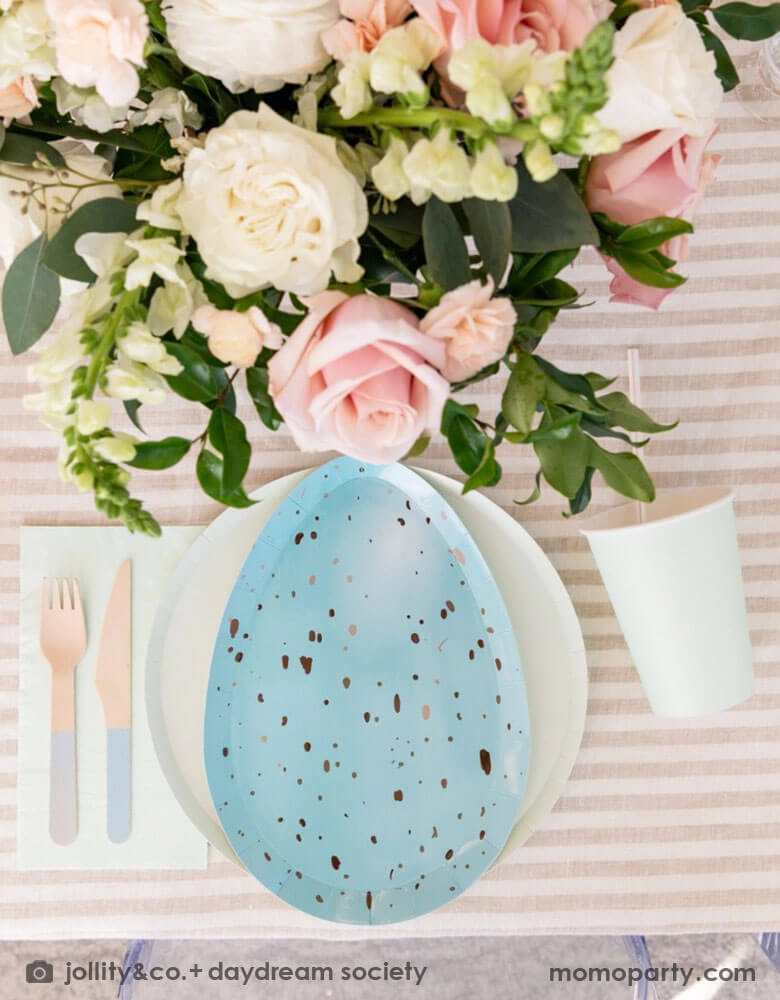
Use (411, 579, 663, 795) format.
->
(192, 305, 284, 369)
(268, 292, 449, 464)
(45, 0, 148, 107)
(586, 126, 720, 309)
(410, 0, 596, 57)
(420, 278, 515, 381)
(0, 76, 37, 121)
(322, 0, 412, 60)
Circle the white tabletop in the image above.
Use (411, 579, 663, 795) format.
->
(1, 54, 778, 939)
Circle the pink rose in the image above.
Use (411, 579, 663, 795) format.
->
(410, 0, 596, 56)
(192, 305, 284, 369)
(420, 278, 515, 381)
(45, 0, 148, 107)
(0, 76, 37, 121)
(268, 292, 449, 464)
(322, 0, 412, 60)
(586, 127, 720, 308)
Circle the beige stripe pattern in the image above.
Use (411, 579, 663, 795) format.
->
(0, 53, 779, 938)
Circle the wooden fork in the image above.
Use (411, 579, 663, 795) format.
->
(40, 578, 86, 846)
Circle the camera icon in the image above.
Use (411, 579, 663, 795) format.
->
(26, 961, 54, 984)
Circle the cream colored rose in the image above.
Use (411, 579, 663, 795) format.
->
(176, 106, 369, 297)
(420, 278, 516, 382)
(192, 305, 284, 368)
(163, 0, 339, 94)
(45, 0, 148, 107)
(598, 5, 722, 143)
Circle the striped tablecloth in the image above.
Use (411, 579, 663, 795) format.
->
(1, 61, 779, 940)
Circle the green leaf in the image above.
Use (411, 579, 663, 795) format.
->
(463, 444, 502, 494)
(610, 246, 686, 289)
(616, 217, 694, 252)
(699, 26, 740, 90)
(196, 450, 255, 508)
(129, 436, 191, 470)
(588, 441, 655, 502)
(2, 234, 61, 355)
(441, 399, 488, 475)
(584, 371, 616, 391)
(599, 391, 678, 433)
(535, 356, 605, 409)
(246, 367, 282, 430)
(502, 354, 545, 435)
(405, 435, 430, 459)
(568, 467, 595, 516)
(124, 400, 145, 433)
(0, 131, 65, 166)
(534, 424, 591, 498)
(422, 198, 471, 291)
(509, 160, 599, 252)
(462, 199, 512, 285)
(164, 342, 228, 402)
(44, 197, 137, 282)
(525, 410, 582, 442)
(208, 409, 251, 493)
(515, 470, 542, 506)
(712, 2, 780, 40)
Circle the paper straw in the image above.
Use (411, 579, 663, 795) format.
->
(627, 348, 644, 524)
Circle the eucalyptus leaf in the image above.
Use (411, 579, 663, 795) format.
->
(129, 436, 191, 470)
(509, 160, 598, 252)
(462, 198, 512, 285)
(0, 131, 65, 166)
(423, 198, 471, 291)
(2, 234, 61, 355)
(44, 197, 138, 282)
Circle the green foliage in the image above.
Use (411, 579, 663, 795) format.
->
(509, 162, 598, 252)
(462, 199, 512, 285)
(712, 2, 780, 40)
(44, 198, 138, 282)
(129, 437, 191, 470)
(2, 235, 61, 355)
(594, 213, 692, 289)
(422, 198, 471, 290)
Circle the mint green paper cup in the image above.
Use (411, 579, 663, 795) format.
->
(581, 488, 755, 718)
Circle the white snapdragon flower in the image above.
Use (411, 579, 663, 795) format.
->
(332, 53, 372, 120)
(50, 78, 128, 133)
(403, 129, 471, 204)
(136, 180, 184, 231)
(93, 433, 137, 463)
(147, 262, 208, 339)
(105, 357, 168, 405)
(369, 18, 441, 100)
(76, 399, 111, 435)
(23, 376, 73, 432)
(449, 38, 537, 128)
(125, 237, 186, 290)
(372, 136, 412, 202)
(524, 139, 557, 183)
(119, 321, 184, 376)
(470, 142, 518, 202)
(128, 87, 202, 138)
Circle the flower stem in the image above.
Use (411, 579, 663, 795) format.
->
(83, 289, 140, 398)
(318, 106, 490, 139)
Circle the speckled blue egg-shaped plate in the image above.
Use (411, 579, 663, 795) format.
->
(204, 459, 531, 924)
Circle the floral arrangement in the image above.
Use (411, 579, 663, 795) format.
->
(1, 0, 777, 534)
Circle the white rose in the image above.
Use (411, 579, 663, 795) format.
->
(176, 105, 368, 297)
(0, 0, 56, 90)
(162, 0, 339, 94)
(598, 5, 723, 143)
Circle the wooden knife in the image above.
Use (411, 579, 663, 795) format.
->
(96, 559, 132, 844)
